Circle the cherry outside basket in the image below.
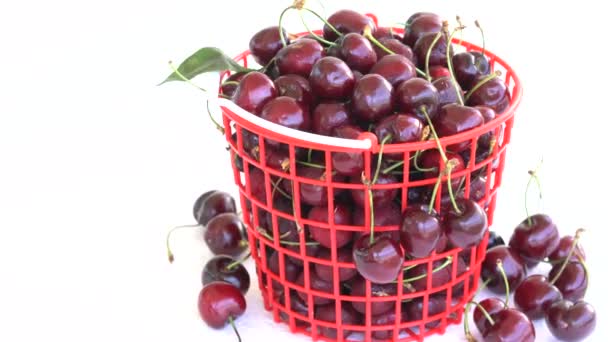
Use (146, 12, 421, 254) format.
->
(216, 17, 522, 342)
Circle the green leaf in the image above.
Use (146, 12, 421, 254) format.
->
(159, 47, 249, 85)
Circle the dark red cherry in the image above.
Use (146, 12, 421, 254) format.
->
(198, 282, 246, 329)
(249, 26, 289, 66)
(204, 213, 247, 257)
(285, 234, 321, 267)
(474, 297, 506, 335)
(419, 149, 465, 190)
(413, 32, 452, 68)
(323, 9, 375, 41)
(295, 271, 334, 305)
(193, 190, 219, 225)
(466, 75, 511, 114)
(274, 74, 313, 111)
(475, 105, 498, 149)
(260, 145, 290, 171)
(315, 302, 361, 339)
(487, 230, 505, 250)
(309, 56, 355, 99)
(432, 76, 464, 108)
(221, 72, 247, 97)
(483, 308, 535, 342)
(260, 96, 310, 137)
(435, 232, 449, 253)
(353, 202, 402, 240)
(247, 166, 266, 203)
(373, 27, 400, 40)
(548, 235, 586, 262)
(351, 74, 393, 122)
(514, 275, 563, 320)
(452, 51, 491, 91)
(434, 104, 484, 152)
(548, 261, 588, 301)
(350, 173, 399, 208)
(371, 310, 407, 340)
(278, 292, 310, 327)
(350, 277, 397, 315)
(545, 300, 596, 341)
(444, 198, 488, 248)
(202, 255, 250, 294)
(232, 71, 277, 115)
(509, 213, 560, 267)
(331, 125, 364, 176)
(339, 33, 377, 73)
(395, 78, 439, 121)
(312, 102, 351, 136)
(404, 295, 446, 328)
(369, 54, 416, 87)
(429, 65, 451, 80)
(400, 206, 441, 258)
(307, 204, 353, 248)
(353, 234, 404, 284)
(374, 114, 424, 147)
(282, 166, 344, 206)
(267, 250, 301, 287)
(314, 247, 358, 282)
(275, 38, 324, 77)
(403, 12, 442, 47)
(406, 256, 466, 292)
(482, 245, 527, 294)
(374, 37, 414, 60)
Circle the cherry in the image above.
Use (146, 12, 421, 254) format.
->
(429, 65, 451, 80)
(482, 246, 527, 294)
(413, 32, 452, 69)
(545, 300, 596, 341)
(374, 37, 414, 60)
(475, 105, 498, 149)
(295, 271, 334, 305)
(466, 73, 511, 114)
(323, 9, 375, 41)
(249, 26, 289, 66)
(306, 203, 353, 248)
(373, 27, 400, 40)
(483, 308, 535, 342)
(259, 145, 290, 171)
(351, 74, 393, 122)
(371, 310, 406, 339)
(473, 298, 507, 335)
(338, 33, 378, 73)
(350, 277, 397, 315)
(404, 294, 446, 328)
(350, 173, 399, 208)
(433, 76, 464, 109)
(353, 201, 401, 241)
(435, 233, 449, 253)
(514, 275, 562, 320)
(331, 125, 364, 176)
(406, 256, 462, 292)
(452, 51, 490, 90)
(193, 191, 237, 226)
(353, 234, 404, 284)
(274, 74, 314, 111)
(278, 292, 310, 327)
(202, 255, 251, 294)
(267, 250, 301, 285)
(247, 166, 266, 203)
(374, 114, 424, 149)
(285, 236, 321, 267)
(231, 71, 277, 115)
(275, 38, 324, 77)
(549, 261, 588, 301)
(282, 166, 344, 206)
(198, 282, 246, 329)
(434, 104, 485, 152)
(419, 149, 465, 190)
(260, 96, 310, 139)
(315, 302, 361, 339)
(369, 54, 417, 87)
(309, 56, 355, 99)
(509, 213, 560, 267)
(444, 198, 488, 248)
(221, 72, 247, 97)
(314, 247, 357, 282)
(204, 213, 247, 257)
(487, 230, 505, 250)
(400, 205, 441, 258)
(402, 12, 443, 47)
(549, 235, 586, 262)
(395, 78, 439, 121)
(311, 102, 351, 136)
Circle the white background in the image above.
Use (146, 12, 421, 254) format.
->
(0, 0, 606, 341)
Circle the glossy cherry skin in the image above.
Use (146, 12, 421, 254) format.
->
(373, 27, 398, 40)
(419, 149, 465, 191)
(306, 204, 353, 248)
(314, 247, 357, 282)
(353, 234, 404, 284)
(274, 74, 313, 111)
(350, 277, 397, 315)
(509, 214, 560, 267)
(400, 206, 441, 258)
(232, 71, 277, 115)
(476, 105, 498, 149)
(281, 166, 343, 206)
(434, 104, 485, 152)
(482, 245, 527, 294)
(404, 295, 446, 328)
(549, 235, 586, 262)
(204, 213, 247, 256)
(353, 202, 401, 242)
(548, 261, 588, 301)
(403, 12, 442, 47)
(198, 282, 246, 329)
(374, 37, 414, 60)
(350, 173, 399, 208)
(474, 297, 506, 335)
(323, 9, 375, 41)
(452, 51, 490, 90)
(429, 65, 451, 80)
(370, 54, 417, 87)
(413, 32, 452, 68)
(260, 96, 310, 137)
(374, 114, 424, 147)
(275, 38, 324, 77)
(259, 145, 290, 171)
(193, 190, 219, 224)
(249, 26, 289, 66)
(487, 230, 505, 250)
(466, 75, 511, 114)
(371, 310, 407, 339)
(331, 125, 364, 176)
(202, 255, 250, 294)
(351, 74, 393, 122)
(433, 76, 463, 108)
(309, 56, 355, 99)
(444, 198, 488, 248)
(545, 300, 596, 341)
(315, 302, 361, 339)
(295, 271, 334, 305)
(311, 102, 351, 136)
(483, 308, 535, 342)
(395, 78, 439, 121)
(221, 72, 247, 97)
(339, 33, 378, 73)
(514, 275, 563, 320)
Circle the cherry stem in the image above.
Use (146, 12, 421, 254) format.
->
(270, 178, 292, 200)
(464, 71, 502, 102)
(427, 173, 442, 215)
(165, 224, 201, 263)
(550, 228, 585, 285)
(464, 300, 495, 340)
(445, 23, 465, 106)
(475, 20, 486, 60)
(412, 150, 437, 173)
(226, 252, 252, 270)
(301, 7, 342, 38)
(456, 16, 465, 43)
(373, 134, 392, 184)
(221, 80, 240, 87)
(524, 160, 543, 226)
(296, 160, 325, 169)
(307, 148, 313, 162)
(381, 154, 417, 174)
(228, 316, 242, 342)
(297, 9, 336, 46)
(257, 227, 319, 246)
(420, 106, 448, 163)
(364, 26, 394, 55)
(425, 32, 443, 81)
(401, 256, 453, 283)
(495, 259, 510, 306)
(367, 188, 375, 244)
(279, 6, 296, 47)
(445, 161, 462, 214)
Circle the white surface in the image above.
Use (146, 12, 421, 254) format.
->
(0, 0, 606, 341)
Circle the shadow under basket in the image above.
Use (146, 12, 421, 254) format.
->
(215, 21, 522, 342)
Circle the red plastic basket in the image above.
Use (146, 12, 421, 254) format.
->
(216, 19, 522, 342)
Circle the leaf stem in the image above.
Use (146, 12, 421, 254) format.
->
(168, 61, 208, 92)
